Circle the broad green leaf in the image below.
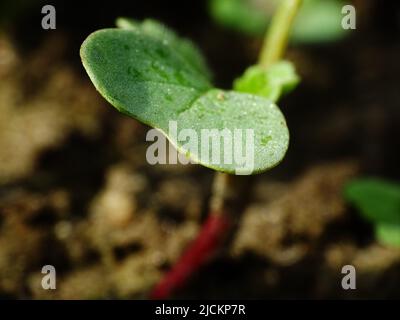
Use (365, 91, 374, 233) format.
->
(116, 18, 211, 79)
(209, 0, 348, 44)
(81, 28, 211, 128)
(174, 89, 289, 174)
(233, 61, 299, 102)
(375, 223, 400, 247)
(81, 25, 289, 175)
(345, 178, 400, 225)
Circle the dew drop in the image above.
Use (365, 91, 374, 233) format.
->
(127, 66, 142, 79)
(164, 93, 173, 102)
(155, 47, 168, 58)
(174, 70, 187, 85)
(152, 61, 169, 80)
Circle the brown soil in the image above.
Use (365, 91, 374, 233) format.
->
(0, 0, 400, 299)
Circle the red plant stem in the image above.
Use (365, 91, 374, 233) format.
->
(150, 173, 246, 299)
(150, 211, 232, 299)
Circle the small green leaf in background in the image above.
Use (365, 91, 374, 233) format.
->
(376, 224, 400, 247)
(234, 61, 299, 102)
(291, 0, 347, 44)
(209, 0, 270, 35)
(209, 0, 349, 44)
(81, 20, 289, 174)
(345, 178, 400, 247)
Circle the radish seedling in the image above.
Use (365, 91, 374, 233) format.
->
(81, 0, 302, 298)
(81, 19, 290, 175)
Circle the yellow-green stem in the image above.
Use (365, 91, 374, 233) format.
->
(259, 0, 303, 68)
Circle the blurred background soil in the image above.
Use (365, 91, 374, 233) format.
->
(0, 0, 400, 299)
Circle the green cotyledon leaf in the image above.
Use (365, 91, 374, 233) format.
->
(116, 18, 212, 80)
(234, 61, 300, 102)
(80, 21, 289, 175)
